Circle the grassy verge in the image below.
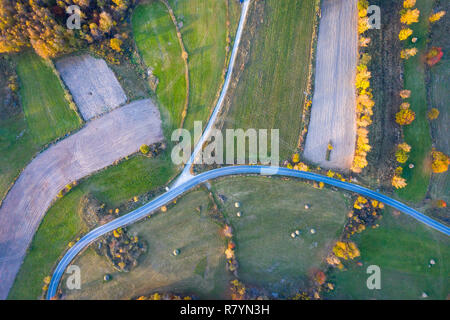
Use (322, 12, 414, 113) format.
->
(0, 51, 81, 202)
(212, 176, 350, 297)
(61, 189, 229, 300)
(221, 0, 317, 159)
(326, 209, 449, 299)
(396, 0, 434, 201)
(132, 1, 187, 133)
(8, 154, 176, 299)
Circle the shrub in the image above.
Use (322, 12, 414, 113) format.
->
(140, 144, 150, 154)
(399, 89, 411, 99)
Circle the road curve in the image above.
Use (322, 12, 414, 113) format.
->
(47, 165, 450, 299)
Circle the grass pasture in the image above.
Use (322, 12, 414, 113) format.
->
(0, 51, 81, 202)
(132, 1, 187, 132)
(326, 209, 450, 300)
(396, 0, 434, 202)
(212, 176, 350, 297)
(8, 155, 176, 300)
(61, 189, 229, 300)
(222, 0, 318, 160)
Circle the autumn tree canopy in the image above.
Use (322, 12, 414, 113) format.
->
(0, 0, 132, 59)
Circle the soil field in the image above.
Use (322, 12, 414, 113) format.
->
(303, 0, 358, 170)
(0, 99, 163, 299)
(55, 54, 127, 120)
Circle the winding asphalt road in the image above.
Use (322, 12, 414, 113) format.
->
(47, 165, 450, 299)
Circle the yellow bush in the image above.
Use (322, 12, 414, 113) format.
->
(403, 0, 416, 9)
(429, 11, 446, 23)
(399, 28, 413, 40)
(427, 108, 439, 120)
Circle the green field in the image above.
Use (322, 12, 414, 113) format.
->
(132, 1, 187, 132)
(61, 189, 230, 300)
(222, 0, 318, 160)
(168, 0, 229, 133)
(396, 0, 434, 201)
(212, 176, 350, 297)
(326, 209, 450, 300)
(428, 1, 449, 208)
(0, 51, 81, 202)
(133, 0, 235, 137)
(8, 155, 176, 299)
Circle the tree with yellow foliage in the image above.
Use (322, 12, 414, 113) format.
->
(332, 241, 360, 260)
(403, 0, 416, 8)
(400, 48, 418, 59)
(400, 9, 420, 25)
(392, 175, 407, 189)
(358, 17, 370, 34)
(396, 108, 416, 125)
(399, 28, 413, 40)
(429, 11, 446, 23)
(110, 38, 123, 52)
(427, 108, 440, 120)
(431, 150, 449, 173)
(292, 153, 300, 163)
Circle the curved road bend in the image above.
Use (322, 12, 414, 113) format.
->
(47, 165, 450, 299)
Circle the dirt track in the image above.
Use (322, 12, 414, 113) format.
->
(303, 0, 358, 170)
(0, 99, 163, 299)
